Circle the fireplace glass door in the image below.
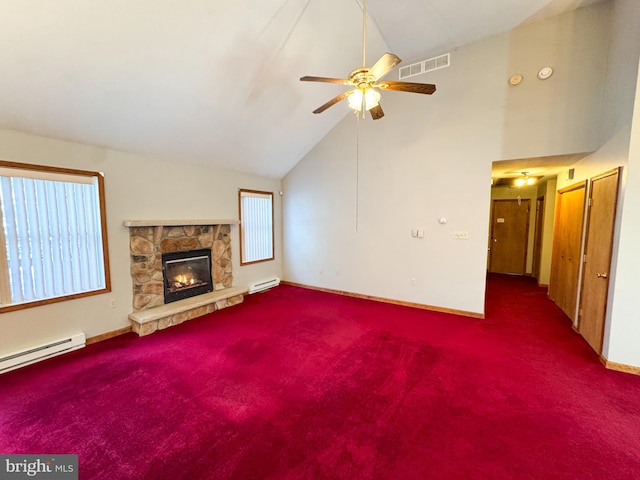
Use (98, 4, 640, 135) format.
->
(162, 249, 213, 303)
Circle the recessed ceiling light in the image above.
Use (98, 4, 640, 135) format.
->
(537, 67, 554, 80)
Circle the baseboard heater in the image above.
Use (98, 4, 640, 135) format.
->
(0, 333, 86, 374)
(248, 277, 280, 294)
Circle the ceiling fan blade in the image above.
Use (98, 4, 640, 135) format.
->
(369, 53, 401, 81)
(300, 76, 351, 85)
(377, 81, 436, 95)
(313, 90, 353, 114)
(369, 104, 384, 120)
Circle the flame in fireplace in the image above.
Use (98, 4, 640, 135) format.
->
(171, 273, 200, 290)
(175, 274, 196, 286)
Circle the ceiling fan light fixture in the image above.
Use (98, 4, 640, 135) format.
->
(347, 90, 362, 111)
(348, 88, 380, 112)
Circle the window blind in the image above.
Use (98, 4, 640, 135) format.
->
(240, 190, 273, 264)
(0, 174, 106, 304)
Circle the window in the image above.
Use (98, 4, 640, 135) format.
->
(0, 161, 111, 312)
(239, 189, 274, 265)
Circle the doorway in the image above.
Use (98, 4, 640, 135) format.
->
(489, 199, 530, 274)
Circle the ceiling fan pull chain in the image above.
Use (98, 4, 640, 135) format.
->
(355, 113, 360, 232)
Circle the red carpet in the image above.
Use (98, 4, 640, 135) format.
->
(1, 274, 640, 479)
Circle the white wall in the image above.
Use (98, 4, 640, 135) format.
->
(551, 0, 640, 366)
(501, 3, 610, 160)
(556, 0, 640, 193)
(0, 129, 282, 357)
(600, 0, 640, 144)
(607, 57, 640, 366)
(283, 3, 611, 316)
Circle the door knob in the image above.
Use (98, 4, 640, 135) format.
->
(596, 272, 608, 279)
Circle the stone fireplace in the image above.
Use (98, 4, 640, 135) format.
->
(124, 219, 247, 336)
(128, 223, 233, 311)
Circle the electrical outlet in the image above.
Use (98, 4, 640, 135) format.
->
(411, 278, 416, 286)
(109, 299, 117, 309)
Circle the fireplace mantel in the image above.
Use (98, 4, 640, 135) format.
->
(123, 219, 239, 227)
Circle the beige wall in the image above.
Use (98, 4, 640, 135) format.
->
(283, 3, 611, 316)
(538, 178, 557, 286)
(552, 0, 640, 366)
(3, 0, 640, 369)
(607, 54, 640, 366)
(0, 129, 282, 357)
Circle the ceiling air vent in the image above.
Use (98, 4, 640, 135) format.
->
(399, 53, 450, 80)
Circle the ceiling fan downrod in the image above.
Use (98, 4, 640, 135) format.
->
(362, 0, 367, 68)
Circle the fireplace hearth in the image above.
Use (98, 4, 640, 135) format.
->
(162, 248, 213, 303)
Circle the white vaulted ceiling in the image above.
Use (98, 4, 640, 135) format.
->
(0, 0, 604, 178)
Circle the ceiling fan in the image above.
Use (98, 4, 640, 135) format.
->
(300, 0, 436, 120)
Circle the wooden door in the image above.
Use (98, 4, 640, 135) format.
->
(549, 182, 586, 321)
(532, 196, 545, 281)
(578, 168, 620, 354)
(489, 199, 530, 274)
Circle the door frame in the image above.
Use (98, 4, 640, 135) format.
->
(531, 196, 545, 281)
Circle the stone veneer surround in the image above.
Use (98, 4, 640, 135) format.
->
(128, 224, 233, 311)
